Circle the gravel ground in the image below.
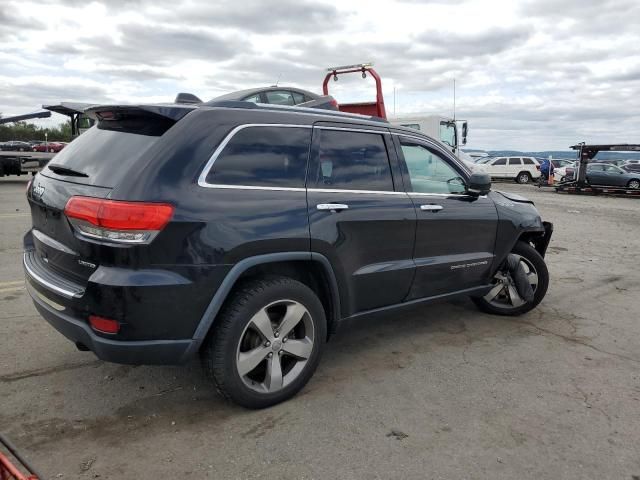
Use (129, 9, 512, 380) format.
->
(1, 176, 639, 480)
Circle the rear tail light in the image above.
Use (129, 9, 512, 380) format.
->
(329, 99, 339, 108)
(89, 315, 120, 334)
(64, 196, 174, 244)
(536, 165, 541, 170)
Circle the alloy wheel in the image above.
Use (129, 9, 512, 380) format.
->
(483, 254, 538, 309)
(236, 299, 315, 394)
(628, 180, 640, 189)
(518, 173, 530, 184)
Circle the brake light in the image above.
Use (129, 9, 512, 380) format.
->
(64, 196, 174, 244)
(89, 315, 120, 334)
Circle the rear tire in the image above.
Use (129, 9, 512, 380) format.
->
(472, 241, 549, 316)
(202, 276, 326, 409)
(516, 172, 531, 184)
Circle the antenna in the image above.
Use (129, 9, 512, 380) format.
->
(453, 78, 456, 121)
(273, 73, 282, 87)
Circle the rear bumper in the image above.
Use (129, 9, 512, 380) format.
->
(27, 281, 194, 365)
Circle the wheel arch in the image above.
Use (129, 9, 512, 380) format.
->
(184, 252, 341, 359)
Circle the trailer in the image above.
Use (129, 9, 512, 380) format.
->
(556, 143, 640, 196)
(0, 152, 54, 177)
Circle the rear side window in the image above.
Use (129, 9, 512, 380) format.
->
(205, 126, 311, 188)
(265, 91, 295, 106)
(292, 92, 306, 104)
(311, 129, 393, 191)
(508, 158, 522, 165)
(523, 158, 535, 165)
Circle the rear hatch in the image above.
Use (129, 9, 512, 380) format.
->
(26, 104, 193, 288)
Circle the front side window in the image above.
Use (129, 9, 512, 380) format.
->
(492, 158, 507, 165)
(311, 129, 393, 191)
(400, 142, 466, 194)
(205, 126, 311, 188)
(265, 90, 295, 106)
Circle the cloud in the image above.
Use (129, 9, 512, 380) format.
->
(149, 0, 347, 34)
(79, 24, 249, 67)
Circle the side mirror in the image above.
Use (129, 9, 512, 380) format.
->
(461, 122, 468, 145)
(467, 172, 491, 196)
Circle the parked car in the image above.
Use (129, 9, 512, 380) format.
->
(550, 159, 575, 181)
(481, 156, 541, 184)
(211, 86, 338, 111)
(32, 142, 65, 153)
(565, 163, 640, 189)
(23, 100, 552, 408)
(0, 140, 32, 151)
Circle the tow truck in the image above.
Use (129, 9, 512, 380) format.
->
(323, 63, 470, 163)
(556, 143, 640, 196)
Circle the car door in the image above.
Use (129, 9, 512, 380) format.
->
(603, 165, 627, 186)
(490, 157, 507, 177)
(393, 135, 498, 300)
(508, 157, 522, 178)
(307, 124, 416, 316)
(586, 164, 606, 185)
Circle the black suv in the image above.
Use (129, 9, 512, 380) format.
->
(24, 101, 552, 408)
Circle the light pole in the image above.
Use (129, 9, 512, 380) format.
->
(45, 132, 48, 152)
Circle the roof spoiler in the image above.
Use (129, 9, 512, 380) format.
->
(84, 104, 196, 122)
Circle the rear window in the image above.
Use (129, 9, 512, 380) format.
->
(42, 126, 161, 188)
(205, 126, 311, 188)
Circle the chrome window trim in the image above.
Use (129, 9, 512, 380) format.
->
(200, 184, 306, 192)
(314, 125, 390, 135)
(197, 123, 312, 188)
(308, 188, 405, 195)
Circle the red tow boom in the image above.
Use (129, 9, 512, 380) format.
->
(322, 63, 387, 119)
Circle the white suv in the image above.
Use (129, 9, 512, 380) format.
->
(481, 156, 541, 184)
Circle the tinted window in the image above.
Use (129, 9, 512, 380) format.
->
(42, 126, 160, 188)
(523, 158, 535, 165)
(492, 158, 507, 165)
(206, 126, 310, 188)
(508, 158, 522, 165)
(291, 91, 306, 104)
(265, 91, 295, 106)
(400, 143, 465, 194)
(312, 129, 393, 191)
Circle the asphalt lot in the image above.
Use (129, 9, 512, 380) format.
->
(1, 175, 639, 479)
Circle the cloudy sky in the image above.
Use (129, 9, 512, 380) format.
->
(1, 0, 639, 150)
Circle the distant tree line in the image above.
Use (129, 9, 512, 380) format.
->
(0, 120, 73, 142)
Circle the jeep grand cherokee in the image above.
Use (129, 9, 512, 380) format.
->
(24, 100, 552, 408)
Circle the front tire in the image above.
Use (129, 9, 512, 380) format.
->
(516, 172, 532, 184)
(202, 276, 327, 409)
(473, 241, 549, 316)
(627, 179, 640, 190)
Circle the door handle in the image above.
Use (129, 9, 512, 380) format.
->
(317, 203, 349, 212)
(420, 204, 443, 212)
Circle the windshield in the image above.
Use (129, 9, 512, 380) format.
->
(439, 122, 456, 148)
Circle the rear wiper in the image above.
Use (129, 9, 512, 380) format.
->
(47, 164, 89, 177)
